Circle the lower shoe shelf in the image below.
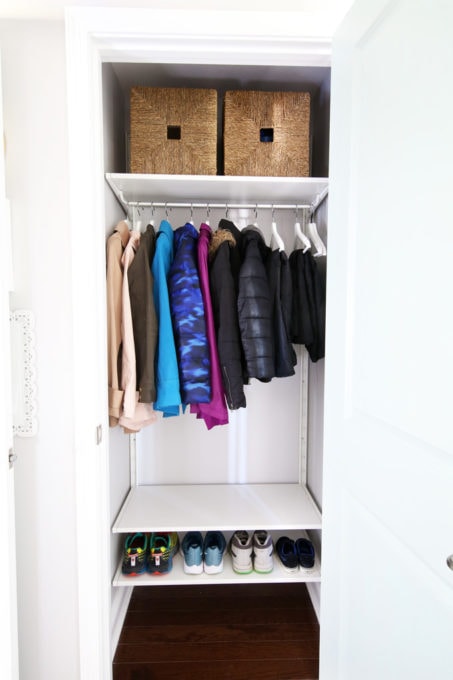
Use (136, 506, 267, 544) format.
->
(112, 530, 321, 587)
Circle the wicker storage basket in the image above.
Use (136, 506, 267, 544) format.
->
(223, 90, 311, 177)
(129, 87, 217, 175)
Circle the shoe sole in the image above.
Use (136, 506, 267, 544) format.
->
(233, 566, 253, 574)
(279, 562, 299, 574)
(204, 559, 224, 574)
(183, 562, 203, 574)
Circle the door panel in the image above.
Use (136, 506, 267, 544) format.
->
(0, 49, 19, 680)
(321, 1, 453, 678)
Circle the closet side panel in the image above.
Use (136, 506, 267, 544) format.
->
(102, 62, 132, 648)
(306, 197, 327, 508)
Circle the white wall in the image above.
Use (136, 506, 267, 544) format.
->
(0, 19, 79, 680)
(0, 0, 354, 26)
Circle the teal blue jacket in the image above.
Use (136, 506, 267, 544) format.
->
(151, 220, 181, 417)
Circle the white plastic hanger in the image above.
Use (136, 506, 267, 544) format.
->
(308, 218, 327, 256)
(132, 205, 142, 233)
(293, 208, 311, 253)
(270, 207, 285, 251)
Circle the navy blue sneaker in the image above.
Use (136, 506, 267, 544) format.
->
(276, 536, 298, 573)
(295, 537, 315, 569)
(203, 531, 226, 574)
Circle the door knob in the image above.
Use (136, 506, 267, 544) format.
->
(447, 555, 453, 571)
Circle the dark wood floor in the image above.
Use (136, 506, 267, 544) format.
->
(113, 583, 319, 679)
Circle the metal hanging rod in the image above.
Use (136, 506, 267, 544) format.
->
(122, 200, 313, 211)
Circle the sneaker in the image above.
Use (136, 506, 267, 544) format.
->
(181, 531, 203, 574)
(203, 531, 226, 574)
(276, 536, 299, 573)
(295, 537, 315, 569)
(230, 530, 253, 574)
(148, 532, 179, 575)
(253, 530, 274, 573)
(121, 532, 148, 576)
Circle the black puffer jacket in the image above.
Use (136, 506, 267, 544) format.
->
(208, 220, 246, 409)
(237, 226, 274, 382)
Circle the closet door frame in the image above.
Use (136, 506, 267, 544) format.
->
(65, 8, 333, 678)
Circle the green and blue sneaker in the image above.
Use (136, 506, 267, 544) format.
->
(148, 532, 179, 575)
(121, 532, 148, 576)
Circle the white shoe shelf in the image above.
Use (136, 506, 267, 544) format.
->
(112, 483, 321, 586)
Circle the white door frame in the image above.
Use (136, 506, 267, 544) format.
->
(65, 8, 334, 678)
(0, 49, 19, 680)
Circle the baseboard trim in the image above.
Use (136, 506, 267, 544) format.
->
(110, 585, 133, 660)
(306, 581, 321, 623)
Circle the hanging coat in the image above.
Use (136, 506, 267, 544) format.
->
(168, 223, 211, 405)
(208, 219, 247, 410)
(266, 248, 297, 377)
(237, 225, 274, 383)
(106, 220, 129, 426)
(152, 220, 182, 417)
(118, 230, 157, 432)
(190, 223, 229, 429)
(289, 248, 326, 362)
(127, 224, 158, 404)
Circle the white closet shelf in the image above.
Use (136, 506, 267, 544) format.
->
(105, 173, 328, 208)
(113, 530, 321, 587)
(112, 483, 321, 534)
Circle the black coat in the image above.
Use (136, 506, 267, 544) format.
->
(237, 226, 274, 382)
(289, 248, 326, 362)
(208, 221, 246, 409)
(266, 248, 297, 377)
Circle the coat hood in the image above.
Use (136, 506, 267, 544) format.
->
(209, 225, 237, 260)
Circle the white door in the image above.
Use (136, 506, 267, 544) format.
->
(320, 1, 453, 678)
(0, 51, 19, 680)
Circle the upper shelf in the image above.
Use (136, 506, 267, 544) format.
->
(105, 173, 329, 209)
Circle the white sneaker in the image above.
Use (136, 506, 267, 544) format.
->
(253, 530, 274, 573)
(230, 530, 253, 574)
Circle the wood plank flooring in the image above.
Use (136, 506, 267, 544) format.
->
(113, 583, 319, 679)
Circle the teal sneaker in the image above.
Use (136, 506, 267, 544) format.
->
(203, 531, 226, 574)
(181, 531, 203, 574)
(121, 532, 148, 576)
(148, 532, 179, 575)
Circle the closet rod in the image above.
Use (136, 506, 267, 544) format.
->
(122, 201, 313, 211)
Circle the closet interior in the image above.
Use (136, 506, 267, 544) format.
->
(102, 61, 330, 600)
